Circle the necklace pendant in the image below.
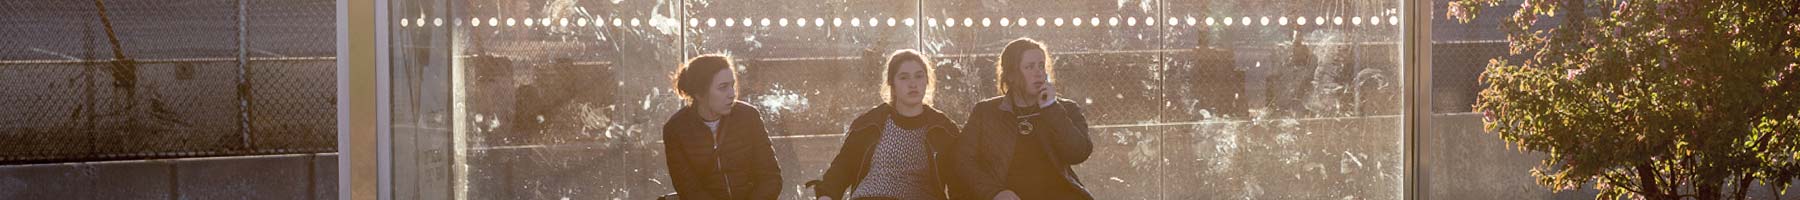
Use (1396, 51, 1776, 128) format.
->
(1017, 122, 1034, 135)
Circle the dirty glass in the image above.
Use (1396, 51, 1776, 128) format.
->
(388, 0, 1405, 198)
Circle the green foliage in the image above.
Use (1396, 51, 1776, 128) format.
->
(1451, 0, 1800, 199)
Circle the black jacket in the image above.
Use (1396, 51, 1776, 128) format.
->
(662, 101, 783, 200)
(813, 103, 962, 200)
(954, 97, 1093, 200)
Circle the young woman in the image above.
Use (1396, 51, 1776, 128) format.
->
(662, 55, 782, 200)
(811, 50, 961, 200)
(954, 38, 1095, 200)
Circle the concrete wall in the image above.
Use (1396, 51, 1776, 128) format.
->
(0, 153, 335, 200)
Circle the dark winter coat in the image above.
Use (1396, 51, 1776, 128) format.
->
(954, 97, 1094, 200)
(662, 101, 783, 200)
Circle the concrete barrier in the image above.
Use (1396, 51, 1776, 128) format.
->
(0, 153, 335, 200)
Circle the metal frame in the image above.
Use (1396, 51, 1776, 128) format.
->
(1401, 0, 1432, 198)
(333, 0, 350, 199)
(375, 0, 393, 198)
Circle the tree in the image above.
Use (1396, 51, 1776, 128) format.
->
(1449, 0, 1800, 199)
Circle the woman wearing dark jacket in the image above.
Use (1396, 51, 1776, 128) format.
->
(955, 38, 1095, 200)
(811, 50, 961, 200)
(662, 55, 783, 200)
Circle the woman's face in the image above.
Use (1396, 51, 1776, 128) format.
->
(892, 60, 928, 107)
(699, 69, 737, 118)
(1015, 49, 1049, 100)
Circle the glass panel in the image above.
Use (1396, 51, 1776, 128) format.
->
(1156, 0, 1404, 199)
(388, 0, 1405, 198)
(458, 0, 683, 199)
(387, 0, 455, 198)
(684, 0, 919, 199)
(388, 0, 688, 198)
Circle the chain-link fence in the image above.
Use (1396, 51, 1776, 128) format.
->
(0, 0, 336, 164)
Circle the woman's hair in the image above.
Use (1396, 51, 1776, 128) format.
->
(882, 49, 935, 105)
(995, 38, 1054, 95)
(670, 55, 734, 103)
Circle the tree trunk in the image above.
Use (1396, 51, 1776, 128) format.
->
(1638, 164, 1675, 200)
(1700, 180, 1720, 200)
(1730, 175, 1754, 200)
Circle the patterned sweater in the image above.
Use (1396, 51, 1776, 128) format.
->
(846, 119, 939, 200)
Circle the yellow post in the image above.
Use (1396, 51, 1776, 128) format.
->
(337, 0, 378, 199)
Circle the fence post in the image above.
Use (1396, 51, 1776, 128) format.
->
(237, 0, 257, 152)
